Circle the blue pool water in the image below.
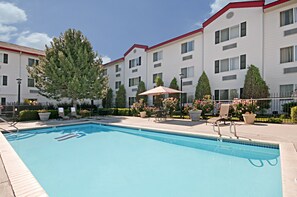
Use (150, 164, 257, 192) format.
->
(5, 123, 282, 197)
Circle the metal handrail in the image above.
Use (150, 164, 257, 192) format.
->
(0, 117, 19, 132)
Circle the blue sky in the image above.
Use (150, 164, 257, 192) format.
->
(0, 0, 275, 63)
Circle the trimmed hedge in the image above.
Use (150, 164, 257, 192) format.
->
(19, 110, 58, 121)
(97, 108, 131, 116)
(291, 106, 297, 123)
(282, 102, 297, 114)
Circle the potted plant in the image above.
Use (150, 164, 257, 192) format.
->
(37, 109, 51, 121)
(132, 99, 147, 118)
(232, 98, 259, 124)
(190, 95, 214, 121)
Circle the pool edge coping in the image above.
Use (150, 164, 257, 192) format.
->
(1, 120, 296, 197)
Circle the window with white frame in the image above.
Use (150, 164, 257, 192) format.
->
(280, 46, 297, 63)
(153, 51, 163, 62)
(129, 76, 141, 87)
(2, 75, 8, 86)
(215, 89, 239, 100)
(153, 73, 163, 83)
(28, 58, 39, 67)
(280, 7, 297, 27)
(0, 53, 8, 64)
(280, 84, 297, 97)
(215, 55, 245, 73)
(129, 57, 141, 68)
(215, 22, 246, 44)
(115, 64, 121, 72)
(28, 78, 35, 87)
(115, 81, 121, 89)
(129, 97, 136, 106)
(181, 41, 194, 54)
(181, 66, 194, 78)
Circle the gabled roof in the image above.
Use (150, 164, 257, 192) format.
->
(103, 57, 124, 66)
(0, 41, 45, 56)
(203, 0, 265, 28)
(124, 44, 148, 57)
(264, 0, 291, 10)
(146, 28, 203, 52)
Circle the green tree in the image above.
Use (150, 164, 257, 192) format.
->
(242, 65, 270, 111)
(242, 65, 269, 99)
(154, 76, 164, 107)
(169, 77, 179, 99)
(102, 88, 113, 108)
(136, 81, 147, 103)
(195, 71, 211, 100)
(28, 29, 108, 107)
(115, 85, 126, 108)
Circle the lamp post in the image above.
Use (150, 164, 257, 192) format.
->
(179, 73, 184, 118)
(16, 78, 22, 106)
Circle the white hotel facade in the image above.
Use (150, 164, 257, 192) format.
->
(0, 0, 297, 108)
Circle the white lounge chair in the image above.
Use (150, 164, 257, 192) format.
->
(70, 107, 82, 118)
(58, 107, 70, 120)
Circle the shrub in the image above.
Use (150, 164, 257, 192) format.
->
(19, 110, 38, 121)
(48, 110, 58, 119)
(195, 71, 211, 100)
(192, 95, 215, 116)
(117, 108, 130, 116)
(79, 109, 91, 117)
(115, 85, 126, 108)
(98, 108, 113, 115)
(162, 97, 178, 116)
(282, 102, 297, 114)
(291, 106, 297, 123)
(267, 118, 283, 124)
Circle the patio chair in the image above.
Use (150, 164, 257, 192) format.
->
(207, 104, 237, 137)
(154, 109, 167, 122)
(58, 107, 70, 120)
(70, 107, 82, 118)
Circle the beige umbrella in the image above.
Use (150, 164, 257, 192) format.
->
(139, 86, 182, 96)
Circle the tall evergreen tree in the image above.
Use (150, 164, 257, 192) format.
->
(115, 85, 126, 108)
(195, 71, 211, 100)
(102, 88, 113, 108)
(242, 65, 269, 99)
(169, 77, 179, 99)
(28, 29, 108, 106)
(136, 81, 147, 103)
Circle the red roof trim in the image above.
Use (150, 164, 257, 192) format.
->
(203, 0, 264, 28)
(124, 44, 148, 57)
(264, 0, 290, 9)
(147, 28, 203, 51)
(103, 57, 124, 66)
(0, 46, 44, 57)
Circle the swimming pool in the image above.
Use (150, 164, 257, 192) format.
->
(5, 123, 282, 197)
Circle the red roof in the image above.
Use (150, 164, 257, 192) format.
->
(0, 42, 45, 57)
(103, 57, 124, 66)
(264, 0, 290, 9)
(203, 0, 265, 28)
(147, 28, 203, 51)
(124, 44, 148, 57)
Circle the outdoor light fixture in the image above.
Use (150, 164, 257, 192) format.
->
(179, 73, 184, 118)
(16, 78, 22, 106)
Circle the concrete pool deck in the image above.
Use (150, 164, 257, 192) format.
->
(1, 116, 297, 196)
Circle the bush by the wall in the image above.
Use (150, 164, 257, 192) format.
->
(79, 109, 91, 117)
(291, 106, 297, 123)
(48, 110, 58, 119)
(117, 108, 130, 116)
(19, 110, 39, 121)
(282, 102, 297, 114)
(267, 117, 283, 124)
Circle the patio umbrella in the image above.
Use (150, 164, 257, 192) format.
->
(139, 86, 182, 96)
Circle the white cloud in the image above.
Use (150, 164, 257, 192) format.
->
(0, 24, 17, 34)
(101, 56, 111, 64)
(0, 2, 27, 24)
(16, 32, 52, 50)
(210, 0, 277, 15)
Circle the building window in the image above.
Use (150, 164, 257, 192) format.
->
(153, 51, 163, 62)
(280, 84, 295, 97)
(129, 97, 136, 106)
(280, 8, 296, 27)
(1, 97, 6, 105)
(129, 57, 141, 68)
(115, 64, 121, 72)
(103, 69, 107, 76)
(230, 89, 239, 100)
(2, 75, 7, 86)
(181, 40, 194, 54)
(215, 22, 246, 44)
(215, 55, 246, 73)
(153, 73, 163, 83)
(181, 66, 194, 78)
(240, 22, 246, 37)
(28, 58, 39, 67)
(214, 89, 239, 100)
(280, 46, 294, 63)
(129, 76, 141, 87)
(0, 53, 8, 64)
(28, 78, 35, 87)
(115, 81, 121, 89)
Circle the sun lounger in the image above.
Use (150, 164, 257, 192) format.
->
(58, 107, 70, 120)
(70, 107, 82, 118)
